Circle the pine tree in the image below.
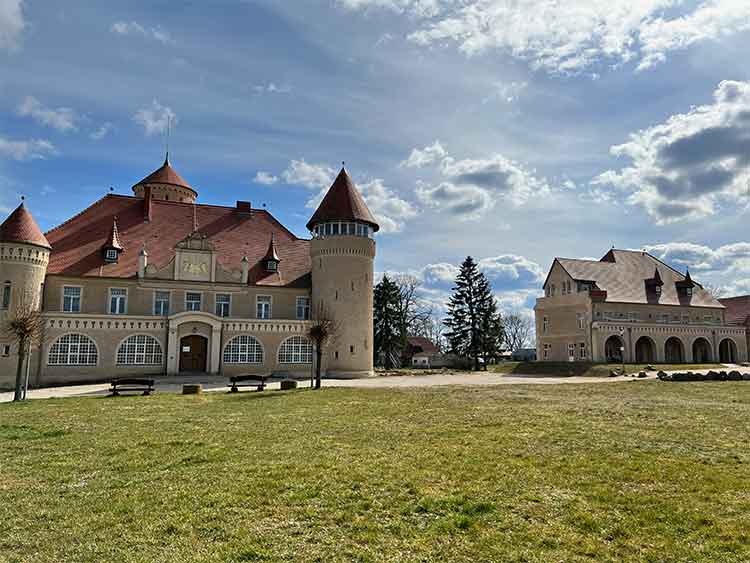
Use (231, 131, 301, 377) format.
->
(373, 274, 401, 369)
(444, 256, 503, 371)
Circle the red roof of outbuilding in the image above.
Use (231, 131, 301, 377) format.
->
(0, 203, 52, 249)
(719, 296, 750, 326)
(306, 167, 379, 232)
(44, 195, 311, 287)
(133, 156, 196, 195)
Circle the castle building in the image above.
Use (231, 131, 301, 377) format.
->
(0, 157, 378, 389)
(535, 249, 748, 364)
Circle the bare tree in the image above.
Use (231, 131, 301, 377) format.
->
(307, 302, 339, 390)
(703, 283, 727, 299)
(392, 274, 434, 363)
(503, 311, 532, 353)
(411, 311, 445, 351)
(3, 290, 45, 401)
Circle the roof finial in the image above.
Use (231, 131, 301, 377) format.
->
(20, 195, 24, 202)
(164, 114, 172, 165)
(342, 160, 345, 169)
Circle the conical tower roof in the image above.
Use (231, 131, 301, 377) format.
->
(133, 154, 196, 195)
(0, 202, 51, 249)
(306, 167, 379, 232)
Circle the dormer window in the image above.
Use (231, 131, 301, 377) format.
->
(263, 235, 280, 273)
(105, 249, 118, 262)
(686, 287, 693, 296)
(655, 285, 662, 295)
(102, 216, 124, 264)
(266, 260, 278, 272)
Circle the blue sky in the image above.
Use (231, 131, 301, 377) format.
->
(2, 0, 750, 317)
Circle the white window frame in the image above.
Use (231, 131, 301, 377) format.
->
(223, 335, 264, 364)
(62, 285, 82, 313)
(185, 291, 202, 312)
(105, 249, 118, 261)
(579, 342, 586, 360)
(278, 335, 313, 364)
(577, 313, 585, 330)
(116, 334, 163, 366)
(543, 343, 550, 360)
(48, 333, 98, 366)
(153, 290, 171, 316)
(108, 287, 128, 315)
(256, 295, 272, 320)
(215, 293, 231, 317)
(2, 344, 10, 356)
(542, 316, 549, 334)
(296, 296, 311, 320)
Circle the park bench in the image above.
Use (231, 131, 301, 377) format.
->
(228, 374, 268, 393)
(110, 378, 155, 396)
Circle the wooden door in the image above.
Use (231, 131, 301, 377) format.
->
(180, 335, 207, 372)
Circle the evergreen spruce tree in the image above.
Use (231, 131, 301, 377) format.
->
(373, 274, 401, 369)
(444, 256, 503, 371)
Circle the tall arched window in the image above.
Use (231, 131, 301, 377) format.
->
(278, 336, 313, 364)
(117, 334, 163, 366)
(223, 335, 264, 364)
(48, 334, 98, 366)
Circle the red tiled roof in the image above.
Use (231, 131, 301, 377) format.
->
(0, 203, 51, 249)
(719, 296, 750, 326)
(133, 156, 196, 195)
(44, 195, 311, 287)
(406, 336, 439, 355)
(306, 167, 379, 232)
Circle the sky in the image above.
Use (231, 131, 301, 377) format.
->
(2, 0, 750, 320)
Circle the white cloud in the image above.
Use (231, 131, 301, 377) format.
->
(645, 241, 750, 275)
(90, 122, 113, 141)
(401, 140, 447, 168)
(592, 81, 750, 224)
(339, 0, 750, 75)
(413, 146, 551, 219)
(0, 0, 24, 50)
(281, 159, 336, 191)
(253, 83, 291, 94)
(17, 96, 78, 132)
(482, 81, 527, 104)
(254, 171, 279, 185)
(133, 100, 177, 136)
(110, 21, 172, 44)
(0, 136, 55, 161)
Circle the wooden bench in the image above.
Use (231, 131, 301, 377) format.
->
(110, 378, 155, 397)
(228, 375, 268, 393)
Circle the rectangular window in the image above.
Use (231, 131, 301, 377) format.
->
(568, 343, 575, 359)
(660, 313, 669, 323)
(628, 312, 638, 322)
(109, 288, 127, 315)
(579, 342, 586, 360)
(63, 286, 81, 313)
(257, 295, 272, 319)
(682, 314, 690, 324)
(332, 223, 340, 235)
(296, 296, 310, 320)
(2, 344, 10, 356)
(1, 283, 10, 309)
(543, 316, 549, 333)
(154, 291, 170, 316)
(105, 249, 118, 262)
(577, 313, 585, 330)
(704, 314, 713, 323)
(215, 294, 231, 317)
(186, 292, 202, 312)
(543, 344, 550, 360)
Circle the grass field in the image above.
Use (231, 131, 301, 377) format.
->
(1, 382, 749, 562)
(489, 361, 725, 377)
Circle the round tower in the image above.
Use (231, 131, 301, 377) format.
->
(132, 154, 197, 203)
(308, 167, 378, 378)
(0, 203, 51, 314)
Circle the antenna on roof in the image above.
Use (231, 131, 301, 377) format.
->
(165, 114, 171, 164)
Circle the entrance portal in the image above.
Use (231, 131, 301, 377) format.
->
(180, 335, 208, 372)
(692, 338, 712, 363)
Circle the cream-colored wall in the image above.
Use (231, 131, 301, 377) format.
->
(311, 236, 375, 377)
(592, 302, 725, 324)
(43, 276, 310, 319)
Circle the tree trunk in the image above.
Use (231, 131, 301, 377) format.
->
(314, 345, 323, 390)
(13, 336, 27, 402)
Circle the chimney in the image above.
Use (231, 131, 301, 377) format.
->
(138, 247, 148, 278)
(240, 256, 249, 284)
(144, 185, 153, 222)
(236, 200, 252, 215)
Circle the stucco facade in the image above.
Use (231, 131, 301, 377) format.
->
(535, 250, 748, 364)
(0, 160, 378, 390)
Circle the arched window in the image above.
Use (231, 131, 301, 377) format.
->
(278, 336, 313, 364)
(48, 334, 98, 366)
(117, 334, 163, 366)
(223, 335, 264, 364)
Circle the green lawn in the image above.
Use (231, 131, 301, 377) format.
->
(2, 383, 750, 562)
(490, 361, 725, 377)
